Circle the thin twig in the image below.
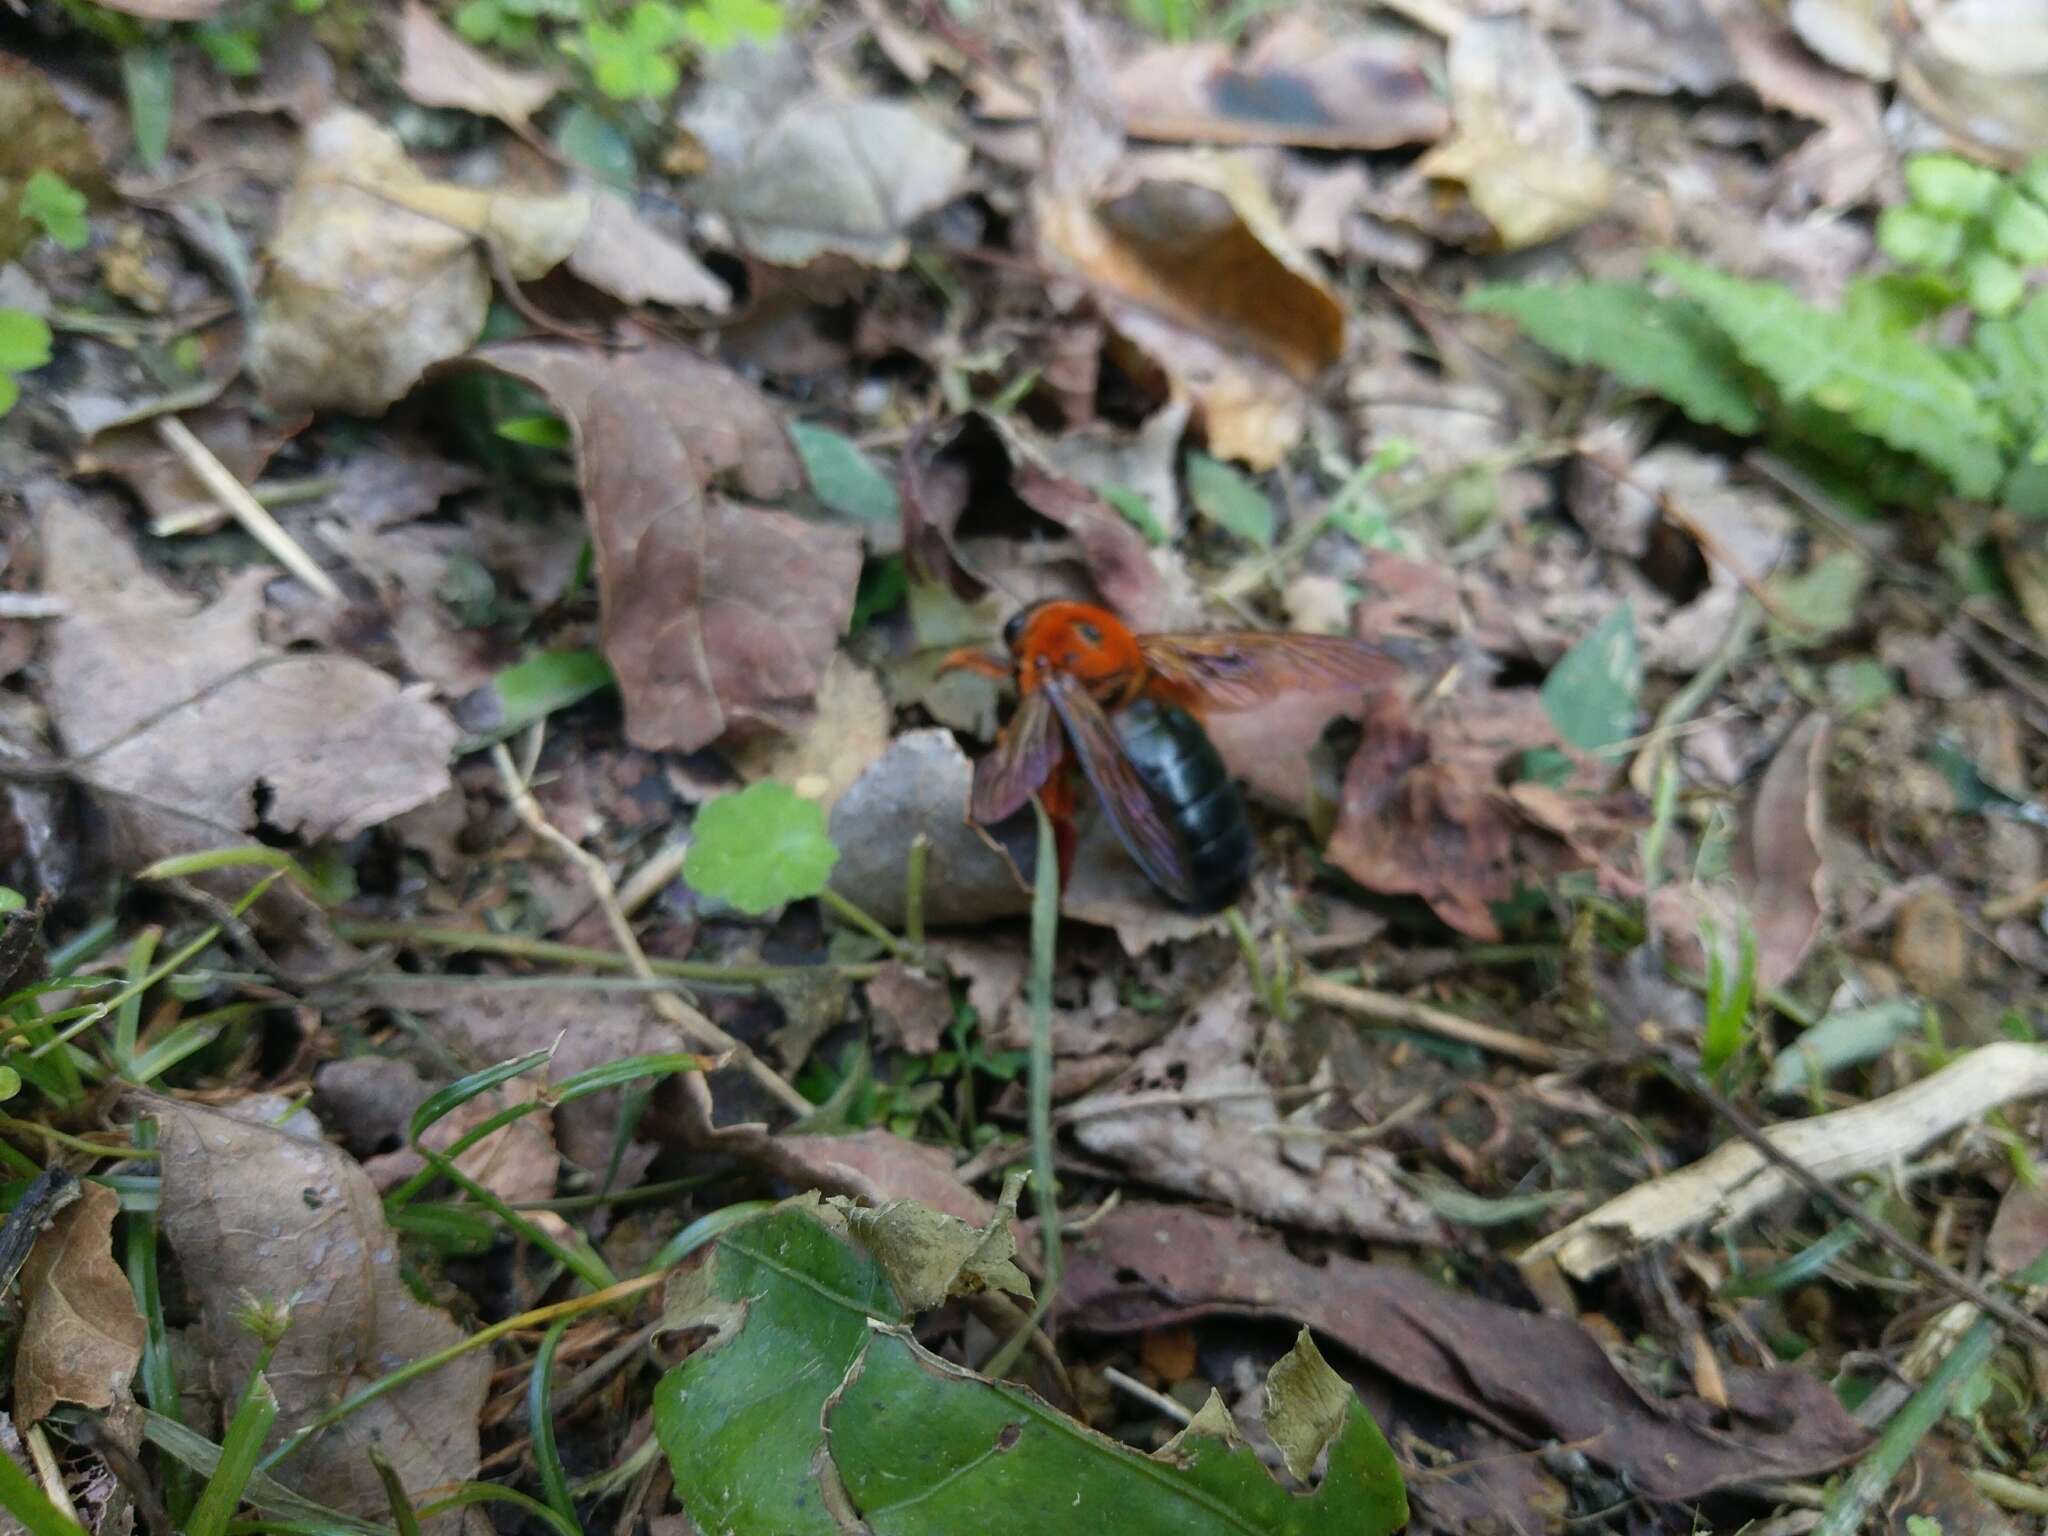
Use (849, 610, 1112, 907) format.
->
(1669, 1063, 2048, 1356)
(1102, 1366, 1192, 1426)
(491, 744, 811, 1115)
(1299, 974, 1568, 1068)
(153, 416, 343, 601)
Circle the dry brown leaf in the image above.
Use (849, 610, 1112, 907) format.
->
(565, 194, 731, 312)
(1988, 1178, 2048, 1275)
(680, 40, 969, 268)
(865, 962, 953, 1056)
(1705, 0, 1888, 205)
(14, 1181, 145, 1424)
(136, 1092, 486, 1524)
(397, 0, 559, 129)
(1110, 16, 1448, 150)
(770, 1129, 991, 1224)
(1060, 1203, 1870, 1500)
(728, 653, 891, 810)
(73, 400, 307, 535)
(475, 339, 859, 752)
(365, 1079, 559, 1205)
(1067, 984, 1443, 1244)
(1539, 0, 1741, 96)
(35, 483, 457, 863)
(1740, 712, 1831, 990)
(1414, 15, 1615, 249)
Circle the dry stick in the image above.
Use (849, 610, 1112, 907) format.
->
(153, 416, 343, 601)
(490, 744, 810, 1116)
(1659, 1062, 2048, 1357)
(1297, 974, 1568, 1069)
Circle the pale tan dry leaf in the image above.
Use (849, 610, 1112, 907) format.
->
(565, 194, 731, 312)
(1415, 15, 1615, 249)
(1787, 0, 1896, 79)
(397, 0, 559, 128)
(36, 483, 458, 852)
(1110, 16, 1449, 150)
(728, 653, 891, 810)
(136, 1092, 486, 1525)
(1067, 983, 1444, 1243)
(14, 1182, 145, 1424)
(681, 41, 969, 268)
(865, 963, 953, 1055)
(474, 339, 858, 753)
(1704, 0, 1888, 206)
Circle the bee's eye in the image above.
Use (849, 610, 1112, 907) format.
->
(1075, 622, 1102, 646)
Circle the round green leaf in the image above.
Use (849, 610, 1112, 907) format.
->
(1904, 153, 2002, 219)
(1876, 204, 1962, 270)
(0, 309, 53, 376)
(684, 782, 840, 915)
(0, 1065, 18, 1102)
(1963, 250, 2024, 317)
(1991, 187, 2048, 264)
(0, 886, 23, 912)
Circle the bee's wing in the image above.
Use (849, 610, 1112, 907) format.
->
(969, 687, 1064, 824)
(1137, 632, 1407, 712)
(1042, 673, 1199, 906)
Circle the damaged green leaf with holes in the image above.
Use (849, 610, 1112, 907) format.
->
(653, 1184, 1407, 1535)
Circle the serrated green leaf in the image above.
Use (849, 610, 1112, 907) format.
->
(1877, 204, 1964, 270)
(1973, 291, 2048, 447)
(684, 782, 839, 914)
(1991, 187, 2048, 264)
(0, 309, 52, 375)
(654, 1203, 1407, 1536)
(1540, 603, 1639, 753)
(1466, 281, 1760, 433)
(1185, 451, 1275, 547)
(1843, 272, 1958, 333)
(1654, 255, 2009, 498)
(790, 422, 900, 527)
(20, 171, 88, 251)
(1904, 153, 2002, 218)
(1962, 249, 2024, 318)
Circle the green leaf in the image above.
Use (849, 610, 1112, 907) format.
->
(195, 20, 263, 76)
(790, 422, 900, 527)
(0, 1066, 18, 1102)
(0, 309, 52, 375)
(0, 374, 17, 417)
(19, 171, 88, 251)
(1962, 249, 2024, 318)
(453, 0, 504, 41)
(1540, 603, 1640, 753)
(654, 1202, 1407, 1536)
(1185, 450, 1276, 547)
(1972, 290, 2048, 444)
(494, 413, 571, 449)
(684, 782, 839, 915)
(1770, 549, 1869, 644)
(1099, 483, 1168, 546)
(1466, 281, 1760, 434)
(1904, 153, 2002, 219)
(471, 648, 615, 740)
(850, 554, 908, 631)
(682, 0, 784, 49)
(1654, 255, 2009, 498)
(1877, 204, 1964, 270)
(1766, 999, 1922, 1098)
(553, 102, 636, 186)
(121, 43, 174, 170)
(584, 7, 685, 100)
(1991, 186, 2048, 264)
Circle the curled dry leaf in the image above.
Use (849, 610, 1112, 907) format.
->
(1703, 0, 1887, 206)
(1414, 16, 1615, 249)
(134, 1091, 487, 1525)
(1036, 16, 1345, 469)
(14, 1181, 146, 1424)
(397, 0, 559, 130)
(35, 483, 456, 888)
(1067, 983, 1445, 1244)
(1060, 1203, 1870, 1500)
(474, 338, 860, 752)
(681, 40, 970, 269)
(1110, 15, 1449, 150)
(865, 961, 953, 1056)
(901, 413, 1168, 629)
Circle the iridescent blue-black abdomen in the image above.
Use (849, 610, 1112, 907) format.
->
(1112, 698, 1253, 913)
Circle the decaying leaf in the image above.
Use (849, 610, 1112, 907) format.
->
(1068, 983, 1444, 1244)
(1060, 1203, 1870, 1501)
(865, 961, 953, 1056)
(773, 1129, 993, 1224)
(14, 1180, 145, 1424)
(1036, 17, 1346, 469)
(34, 483, 456, 880)
(1110, 16, 1448, 150)
(655, 1197, 1408, 1536)
(397, 0, 559, 130)
(1414, 16, 1615, 249)
(564, 193, 732, 312)
(135, 1091, 487, 1525)
(474, 339, 860, 752)
(72, 399, 307, 535)
(1543, 0, 1741, 97)
(826, 1169, 1029, 1312)
(681, 40, 970, 268)
(1704, 0, 1888, 206)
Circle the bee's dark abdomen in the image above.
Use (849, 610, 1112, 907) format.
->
(1114, 699, 1253, 912)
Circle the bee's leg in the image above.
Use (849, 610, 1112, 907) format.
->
(937, 648, 1012, 679)
(1042, 763, 1080, 888)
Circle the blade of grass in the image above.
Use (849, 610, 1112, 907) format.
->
(528, 1318, 576, 1530)
(187, 1372, 280, 1536)
(365, 1451, 422, 1536)
(645, 1199, 773, 1271)
(112, 926, 161, 1069)
(983, 797, 1061, 1379)
(418, 1484, 579, 1536)
(124, 1116, 193, 1522)
(141, 1414, 385, 1535)
(0, 1435, 87, 1536)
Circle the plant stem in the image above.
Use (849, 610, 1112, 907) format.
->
(817, 888, 914, 962)
(903, 833, 930, 952)
(332, 919, 882, 984)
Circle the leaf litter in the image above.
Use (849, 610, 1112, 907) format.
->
(7, 3, 2048, 1534)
